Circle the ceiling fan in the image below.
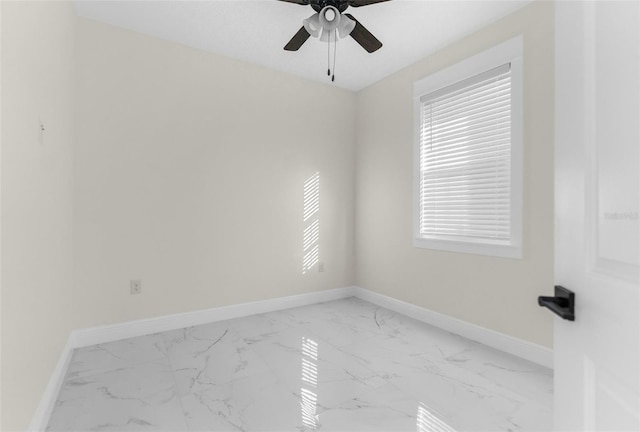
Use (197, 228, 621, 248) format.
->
(278, 0, 391, 54)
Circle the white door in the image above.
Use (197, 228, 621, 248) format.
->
(554, 1, 640, 430)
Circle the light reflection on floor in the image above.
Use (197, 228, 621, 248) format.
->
(417, 402, 457, 432)
(301, 336, 319, 429)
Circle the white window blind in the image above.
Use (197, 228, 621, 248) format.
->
(418, 63, 512, 244)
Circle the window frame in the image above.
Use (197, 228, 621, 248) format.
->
(412, 36, 523, 259)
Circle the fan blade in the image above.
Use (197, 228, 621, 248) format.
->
(344, 14, 382, 53)
(276, 0, 310, 4)
(284, 26, 311, 51)
(348, 0, 391, 7)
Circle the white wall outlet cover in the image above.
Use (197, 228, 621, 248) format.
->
(38, 117, 45, 145)
(130, 280, 142, 294)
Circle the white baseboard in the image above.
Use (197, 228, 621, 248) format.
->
(73, 286, 356, 347)
(28, 334, 77, 432)
(72, 284, 551, 366)
(31, 284, 552, 430)
(353, 286, 553, 369)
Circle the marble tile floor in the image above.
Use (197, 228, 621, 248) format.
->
(46, 297, 553, 431)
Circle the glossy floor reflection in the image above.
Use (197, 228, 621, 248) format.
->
(47, 297, 553, 431)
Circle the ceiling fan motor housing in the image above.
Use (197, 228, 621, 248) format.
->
(310, 0, 350, 13)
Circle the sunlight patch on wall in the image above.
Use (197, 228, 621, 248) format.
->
(302, 172, 320, 274)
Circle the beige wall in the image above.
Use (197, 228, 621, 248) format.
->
(73, 18, 356, 328)
(354, 1, 554, 348)
(0, 3, 556, 428)
(0, 2, 76, 430)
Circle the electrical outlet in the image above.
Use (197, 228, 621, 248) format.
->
(318, 262, 325, 272)
(130, 280, 142, 295)
(38, 118, 45, 146)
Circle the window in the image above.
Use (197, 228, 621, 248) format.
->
(413, 37, 523, 258)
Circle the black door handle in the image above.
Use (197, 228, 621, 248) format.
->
(538, 285, 575, 321)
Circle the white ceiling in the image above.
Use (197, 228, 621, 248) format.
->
(73, 0, 532, 91)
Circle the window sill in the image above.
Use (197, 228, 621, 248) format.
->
(413, 237, 522, 259)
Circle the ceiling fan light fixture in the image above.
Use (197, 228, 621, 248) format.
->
(337, 14, 356, 38)
(303, 13, 321, 38)
(318, 6, 340, 31)
(324, 7, 336, 22)
(318, 17, 354, 41)
(319, 29, 333, 42)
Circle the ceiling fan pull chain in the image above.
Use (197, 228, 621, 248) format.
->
(327, 31, 331, 76)
(332, 29, 337, 82)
